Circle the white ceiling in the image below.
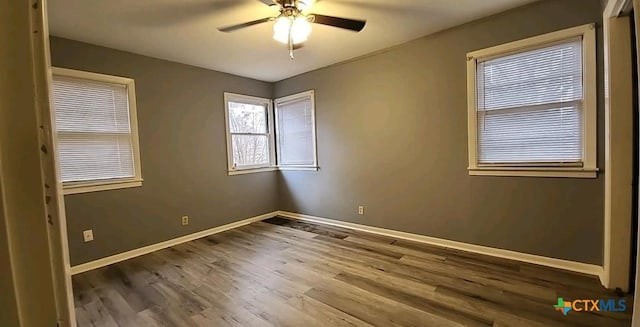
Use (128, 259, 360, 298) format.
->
(48, 0, 537, 82)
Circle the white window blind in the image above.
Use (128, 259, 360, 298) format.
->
(476, 38, 583, 165)
(275, 91, 316, 167)
(52, 75, 136, 183)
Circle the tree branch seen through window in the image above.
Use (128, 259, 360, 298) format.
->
(228, 101, 270, 168)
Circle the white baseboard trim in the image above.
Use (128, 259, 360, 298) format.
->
(69, 209, 605, 284)
(277, 211, 605, 281)
(69, 211, 279, 275)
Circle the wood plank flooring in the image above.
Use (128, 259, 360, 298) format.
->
(72, 217, 633, 326)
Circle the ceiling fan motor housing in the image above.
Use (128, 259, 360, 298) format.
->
(277, 0, 314, 11)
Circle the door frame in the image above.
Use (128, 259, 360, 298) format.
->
(632, 1, 640, 326)
(30, 0, 76, 325)
(21, 0, 77, 327)
(603, 0, 636, 292)
(0, 0, 75, 326)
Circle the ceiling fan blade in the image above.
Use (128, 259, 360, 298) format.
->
(293, 43, 305, 50)
(218, 17, 273, 32)
(309, 14, 366, 32)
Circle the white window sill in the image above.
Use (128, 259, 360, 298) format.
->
(63, 179, 143, 195)
(279, 166, 319, 171)
(468, 167, 599, 178)
(228, 167, 278, 176)
(228, 166, 319, 175)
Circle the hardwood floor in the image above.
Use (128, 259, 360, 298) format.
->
(72, 217, 633, 326)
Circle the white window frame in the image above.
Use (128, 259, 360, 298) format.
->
(52, 67, 143, 194)
(223, 92, 276, 175)
(274, 90, 319, 171)
(466, 24, 598, 178)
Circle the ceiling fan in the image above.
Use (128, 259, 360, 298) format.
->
(217, 0, 366, 58)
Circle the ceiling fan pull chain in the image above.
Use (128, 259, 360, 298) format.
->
(288, 18, 295, 59)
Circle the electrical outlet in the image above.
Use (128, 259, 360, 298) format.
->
(83, 229, 94, 242)
(181, 216, 189, 226)
(358, 205, 364, 215)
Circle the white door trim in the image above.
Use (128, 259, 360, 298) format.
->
(0, 1, 74, 325)
(31, 0, 77, 327)
(32, 0, 76, 325)
(602, 0, 635, 291)
(632, 1, 640, 326)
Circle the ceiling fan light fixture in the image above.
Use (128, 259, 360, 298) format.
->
(291, 16, 312, 43)
(219, 0, 366, 57)
(273, 15, 311, 45)
(273, 16, 292, 44)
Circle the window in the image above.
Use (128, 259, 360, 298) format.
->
(51, 68, 142, 194)
(275, 90, 318, 170)
(466, 24, 597, 178)
(223, 91, 318, 175)
(224, 93, 275, 174)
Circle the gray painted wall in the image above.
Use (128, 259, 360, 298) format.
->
(274, 0, 605, 264)
(53, 0, 607, 266)
(50, 37, 278, 265)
